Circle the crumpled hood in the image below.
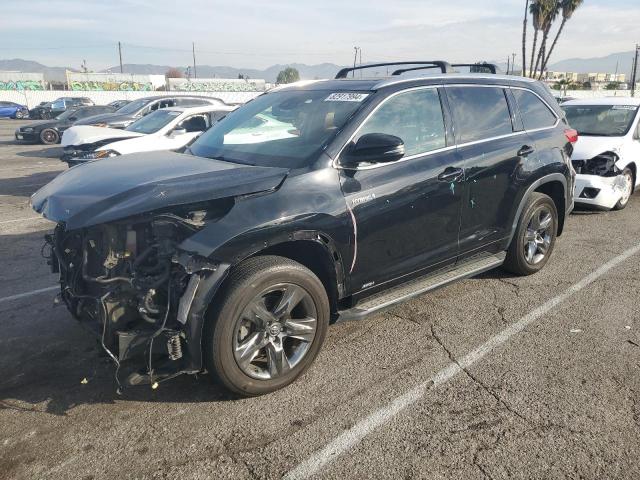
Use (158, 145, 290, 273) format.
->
(572, 136, 624, 161)
(31, 151, 289, 229)
(62, 126, 145, 147)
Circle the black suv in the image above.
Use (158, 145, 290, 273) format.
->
(31, 62, 576, 396)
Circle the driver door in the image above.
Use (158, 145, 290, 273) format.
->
(339, 87, 464, 292)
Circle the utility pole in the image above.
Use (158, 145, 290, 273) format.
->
(507, 57, 510, 75)
(512, 53, 517, 75)
(359, 47, 362, 78)
(631, 44, 639, 98)
(118, 42, 123, 73)
(353, 47, 359, 78)
(192, 42, 197, 79)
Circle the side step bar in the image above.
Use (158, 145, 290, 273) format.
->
(336, 252, 506, 323)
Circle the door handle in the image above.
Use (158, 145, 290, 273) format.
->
(518, 145, 535, 157)
(438, 167, 464, 182)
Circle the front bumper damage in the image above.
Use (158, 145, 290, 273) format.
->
(572, 153, 630, 209)
(574, 173, 629, 210)
(45, 217, 229, 391)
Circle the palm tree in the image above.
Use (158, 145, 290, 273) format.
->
(528, 1, 546, 77)
(522, 0, 530, 77)
(533, 0, 560, 79)
(540, 0, 584, 75)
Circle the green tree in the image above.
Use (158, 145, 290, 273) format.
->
(276, 67, 300, 84)
(604, 82, 621, 90)
(532, 0, 560, 78)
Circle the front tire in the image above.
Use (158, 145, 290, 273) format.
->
(40, 129, 59, 145)
(204, 256, 330, 396)
(613, 168, 634, 211)
(503, 192, 558, 276)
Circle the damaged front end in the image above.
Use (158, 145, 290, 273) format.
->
(572, 152, 631, 209)
(46, 208, 228, 390)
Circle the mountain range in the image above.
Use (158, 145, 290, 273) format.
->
(0, 51, 636, 83)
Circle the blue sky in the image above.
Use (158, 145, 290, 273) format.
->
(1, 0, 638, 69)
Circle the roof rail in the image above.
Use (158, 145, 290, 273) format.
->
(391, 62, 500, 76)
(452, 63, 499, 74)
(335, 61, 453, 79)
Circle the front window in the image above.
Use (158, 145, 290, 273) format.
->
(116, 98, 152, 115)
(562, 105, 639, 137)
(189, 90, 370, 167)
(125, 109, 181, 134)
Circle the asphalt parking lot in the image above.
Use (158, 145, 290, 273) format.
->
(1, 117, 639, 480)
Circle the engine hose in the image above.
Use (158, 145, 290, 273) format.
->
(82, 241, 133, 285)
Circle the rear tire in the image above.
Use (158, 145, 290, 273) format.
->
(613, 168, 634, 211)
(503, 192, 558, 276)
(40, 129, 59, 145)
(204, 255, 330, 396)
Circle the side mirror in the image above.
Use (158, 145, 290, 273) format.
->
(68, 116, 77, 122)
(170, 127, 187, 137)
(342, 133, 405, 166)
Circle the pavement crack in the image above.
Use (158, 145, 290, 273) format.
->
(430, 324, 530, 424)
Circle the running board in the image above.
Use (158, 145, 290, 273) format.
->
(336, 252, 506, 323)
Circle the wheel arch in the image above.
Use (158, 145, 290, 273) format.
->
(508, 173, 568, 243)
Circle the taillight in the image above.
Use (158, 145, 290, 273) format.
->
(564, 128, 578, 144)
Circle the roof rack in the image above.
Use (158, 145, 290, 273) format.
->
(452, 63, 499, 74)
(335, 61, 453, 79)
(391, 63, 500, 76)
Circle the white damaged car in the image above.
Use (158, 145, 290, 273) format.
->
(562, 98, 640, 210)
(61, 105, 236, 167)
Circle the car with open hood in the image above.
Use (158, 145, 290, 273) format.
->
(15, 105, 116, 144)
(60, 104, 236, 166)
(73, 95, 231, 129)
(31, 61, 575, 396)
(562, 98, 640, 210)
(28, 97, 94, 119)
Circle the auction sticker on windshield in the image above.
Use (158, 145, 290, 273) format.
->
(325, 93, 369, 102)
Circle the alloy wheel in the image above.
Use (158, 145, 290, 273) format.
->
(523, 206, 553, 265)
(41, 130, 57, 144)
(233, 283, 318, 380)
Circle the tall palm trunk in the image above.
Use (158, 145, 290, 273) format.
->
(529, 28, 539, 78)
(522, 0, 530, 77)
(541, 17, 567, 74)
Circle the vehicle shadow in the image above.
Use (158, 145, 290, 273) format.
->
(0, 171, 62, 197)
(16, 146, 63, 159)
(0, 228, 236, 416)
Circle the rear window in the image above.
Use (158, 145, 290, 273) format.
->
(513, 89, 557, 130)
(446, 86, 513, 143)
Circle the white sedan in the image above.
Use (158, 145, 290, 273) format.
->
(562, 98, 640, 210)
(60, 105, 236, 166)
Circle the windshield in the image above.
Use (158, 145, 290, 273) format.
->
(189, 90, 370, 167)
(116, 98, 152, 115)
(563, 104, 639, 137)
(56, 108, 79, 120)
(125, 109, 182, 134)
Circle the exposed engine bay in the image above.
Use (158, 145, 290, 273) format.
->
(571, 152, 620, 177)
(45, 210, 220, 390)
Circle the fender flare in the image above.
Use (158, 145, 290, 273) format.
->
(507, 173, 569, 245)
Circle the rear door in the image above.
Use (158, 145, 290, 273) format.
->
(338, 87, 464, 291)
(446, 85, 534, 256)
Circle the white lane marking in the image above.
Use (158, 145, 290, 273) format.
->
(0, 286, 58, 304)
(285, 243, 640, 480)
(0, 216, 49, 225)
